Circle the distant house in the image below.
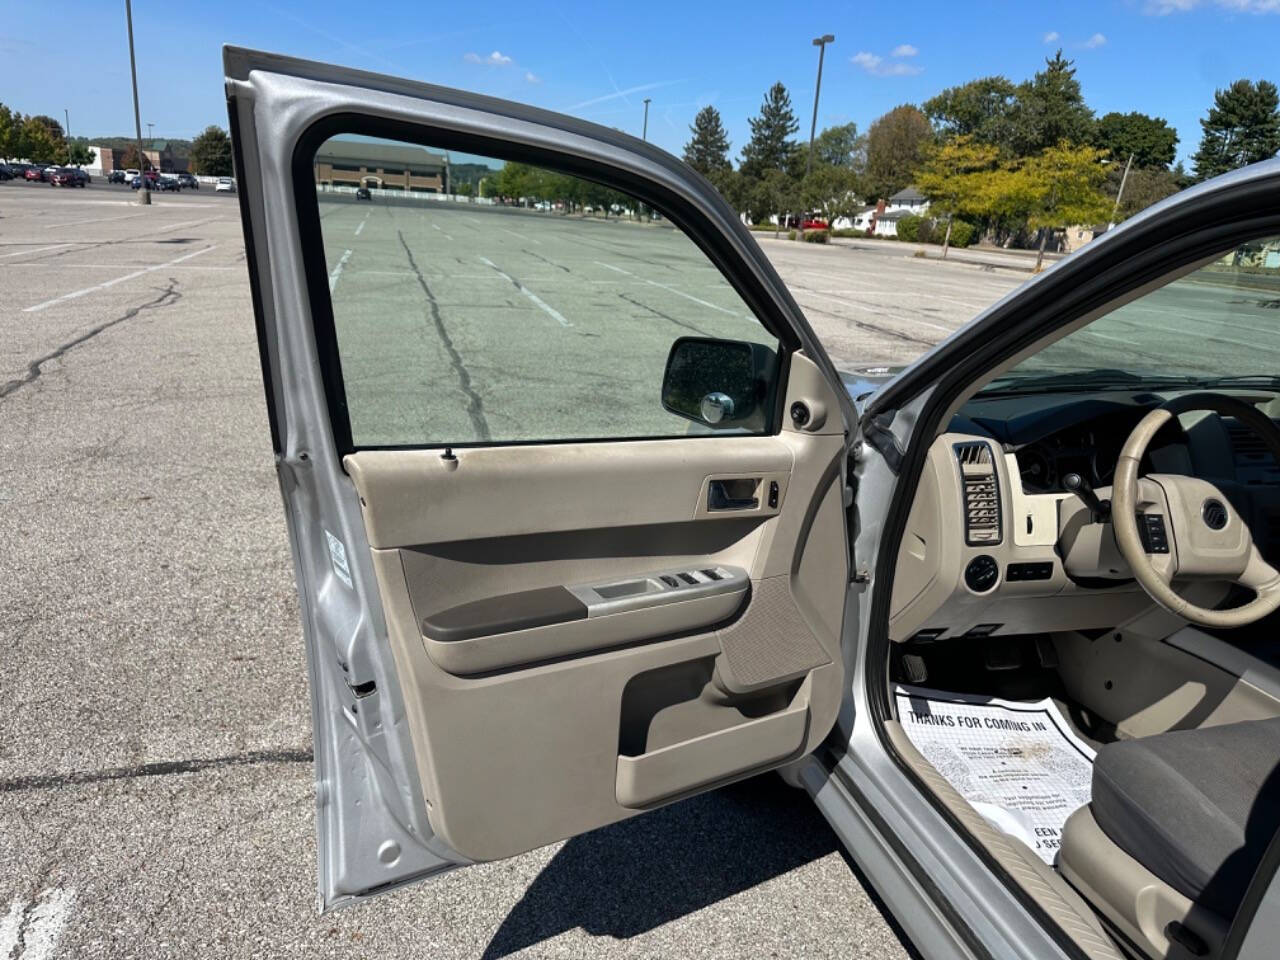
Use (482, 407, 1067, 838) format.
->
(871, 186, 930, 237)
(314, 139, 449, 193)
(832, 204, 877, 232)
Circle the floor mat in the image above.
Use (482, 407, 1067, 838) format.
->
(895, 684, 1096, 865)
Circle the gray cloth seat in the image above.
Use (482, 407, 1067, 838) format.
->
(1091, 717, 1280, 919)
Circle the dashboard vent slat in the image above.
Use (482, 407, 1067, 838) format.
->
(1227, 423, 1270, 460)
(954, 441, 1002, 546)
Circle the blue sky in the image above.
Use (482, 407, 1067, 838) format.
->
(3, 0, 1278, 166)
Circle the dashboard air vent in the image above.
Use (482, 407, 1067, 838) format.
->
(1227, 423, 1271, 460)
(954, 442, 1002, 546)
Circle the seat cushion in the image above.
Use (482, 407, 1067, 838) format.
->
(1091, 717, 1280, 918)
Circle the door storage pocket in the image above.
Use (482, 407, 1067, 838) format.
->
(615, 659, 809, 807)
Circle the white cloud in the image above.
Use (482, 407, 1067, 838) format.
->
(464, 50, 512, 66)
(890, 43, 919, 57)
(852, 51, 923, 76)
(525, 71, 540, 84)
(1084, 32, 1107, 47)
(1146, 0, 1279, 13)
(1043, 30, 1060, 43)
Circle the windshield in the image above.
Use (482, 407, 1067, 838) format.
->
(980, 235, 1280, 394)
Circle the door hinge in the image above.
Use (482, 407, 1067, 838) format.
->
(852, 565, 871, 584)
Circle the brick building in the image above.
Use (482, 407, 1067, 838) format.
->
(314, 138, 449, 193)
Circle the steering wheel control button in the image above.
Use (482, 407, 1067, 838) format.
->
(1203, 499, 1229, 531)
(1006, 561, 1054, 582)
(964, 555, 1000, 593)
(1137, 513, 1170, 554)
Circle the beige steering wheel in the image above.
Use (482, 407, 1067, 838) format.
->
(1112, 393, 1280, 628)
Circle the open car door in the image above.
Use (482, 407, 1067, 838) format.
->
(225, 46, 859, 910)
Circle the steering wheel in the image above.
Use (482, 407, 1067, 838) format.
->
(1112, 393, 1280, 628)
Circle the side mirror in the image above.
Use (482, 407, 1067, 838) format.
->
(661, 337, 777, 432)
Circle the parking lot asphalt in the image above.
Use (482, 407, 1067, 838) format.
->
(0, 181, 1022, 958)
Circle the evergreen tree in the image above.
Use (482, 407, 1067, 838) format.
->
(1192, 79, 1280, 181)
(1011, 51, 1095, 156)
(740, 83, 799, 179)
(683, 106, 731, 175)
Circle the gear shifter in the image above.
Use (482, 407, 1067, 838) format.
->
(1063, 473, 1110, 522)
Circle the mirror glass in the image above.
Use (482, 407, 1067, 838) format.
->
(662, 338, 762, 426)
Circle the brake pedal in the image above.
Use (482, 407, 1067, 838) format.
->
(900, 653, 928, 684)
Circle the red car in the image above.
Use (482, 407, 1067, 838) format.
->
(24, 166, 46, 182)
(50, 167, 86, 188)
(800, 216, 829, 230)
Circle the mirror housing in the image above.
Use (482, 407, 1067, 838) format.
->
(661, 337, 778, 432)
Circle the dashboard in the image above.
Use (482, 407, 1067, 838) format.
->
(886, 389, 1280, 644)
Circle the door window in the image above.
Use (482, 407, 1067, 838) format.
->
(310, 134, 780, 447)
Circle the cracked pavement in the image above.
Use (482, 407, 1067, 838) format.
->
(0, 180, 1020, 958)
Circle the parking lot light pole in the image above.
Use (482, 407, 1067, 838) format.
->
(642, 98, 651, 141)
(806, 34, 835, 177)
(125, 0, 149, 205)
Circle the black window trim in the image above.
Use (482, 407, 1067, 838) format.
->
(290, 111, 800, 458)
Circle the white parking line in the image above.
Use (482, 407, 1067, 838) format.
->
(355, 214, 368, 236)
(23, 245, 219, 313)
(593, 259, 739, 315)
(0, 888, 75, 960)
(154, 217, 219, 234)
(329, 249, 353, 292)
(500, 226, 540, 245)
(43, 212, 146, 230)
(478, 256, 572, 327)
(431, 223, 455, 241)
(0, 244, 72, 259)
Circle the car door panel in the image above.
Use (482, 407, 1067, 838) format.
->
(226, 45, 855, 906)
(352, 359, 848, 861)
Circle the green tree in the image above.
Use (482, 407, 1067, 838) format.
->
(1191, 79, 1280, 181)
(1105, 165, 1181, 221)
(456, 181, 473, 197)
(0, 103, 17, 160)
(1094, 111, 1178, 169)
(189, 125, 234, 176)
(27, 114, 65, 144)
(999, 141, 1111, 269)
(67, 142, 93, 166)
(20, 117, 61, 165)
(923, 76, 1019, 151)
(746, 168, 800, 229)
(799, 163, 860, 224)
(740, 82, 800, 179)
(864, 104, 933, 201)
(683, 105, 731, 175)
(1011, 51, 1095, 156)
(811, 122, 863, 169)
(914, 136, 1002, 256)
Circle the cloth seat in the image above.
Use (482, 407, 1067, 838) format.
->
(1090, 717, 1280, 919)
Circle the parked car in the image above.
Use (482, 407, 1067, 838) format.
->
(124, 168, 141, 180)
(355, 186, 371, 200)
(227, 46, 1280, 960)
(128, 175, 150, 190)
(157, 176, 181, 192)
(214, 177, 235, 193)
(70, 168, 90, 185)
(24, 166, 46, 181)
(800, 216, 829, 230)
(107, 170, 127, 184)
(0, 163, 12, 181)
(49, 167, 85, 187)
(178, 172, 199, 189)
(8, 162, 32, 180)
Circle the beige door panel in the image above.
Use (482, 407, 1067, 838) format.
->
(345, 357, 849, 862)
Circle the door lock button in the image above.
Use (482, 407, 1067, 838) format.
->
(768, 480, 779, 508)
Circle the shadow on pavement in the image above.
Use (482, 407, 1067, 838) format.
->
(480, 774, 842, 958)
